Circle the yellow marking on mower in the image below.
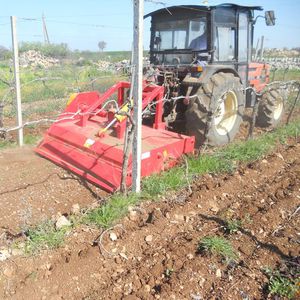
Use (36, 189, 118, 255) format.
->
(98, 99, 133, 136)
(163, 149, 168, 158)
(67, 93, 78, 106)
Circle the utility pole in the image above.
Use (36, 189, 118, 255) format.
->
(132, 0, 144, 193)
(10, 16, 23, 146)
(42, 13, 50, 44)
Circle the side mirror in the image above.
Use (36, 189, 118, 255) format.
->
(265, 11, 275, 26)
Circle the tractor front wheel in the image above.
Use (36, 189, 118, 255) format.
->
(185, 72, 244, 147)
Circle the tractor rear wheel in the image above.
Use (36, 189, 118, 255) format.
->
(256, 88, 284, 128)
(185, 72, 244, 147)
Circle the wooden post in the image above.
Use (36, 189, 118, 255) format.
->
(11, 16, 23, 146)
(132, 0, 144, 193)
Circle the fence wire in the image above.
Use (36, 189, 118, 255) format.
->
(0, 72, 299, 141)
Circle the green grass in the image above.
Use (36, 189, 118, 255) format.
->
(0, 139, 14, 149)
(271, 69, 300, 81)
(142, 167, 185, 197)
(198, 235, 238, 262)
(24, 134, 41, 145)
(24, 221, 71, 254)
(0, 134, 41, 149)
(84, 193, 140, 228)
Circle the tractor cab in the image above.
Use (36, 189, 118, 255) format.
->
(146, 4, 275, 75)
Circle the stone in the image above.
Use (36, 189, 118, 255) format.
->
(145, 235, 153, 243)
(0, 249, 11, 261)
(191, 294, 202, 300)
(144, 285, 151, 293)
(122, 296, 140, 300)
(129, 210, 138, 221)
(187, 253, 194, 260)
(11, 248, 24, 256)
(216, 269, 222, 278)
(55, 215, 71, 229)
(109, 232, 118, 241)
(3, 266, 15, 277)
(210, 204, 219, 213)
(174, 214, 184, 221)
(71, 203, 80, 215)
(119, 252, 128, 260)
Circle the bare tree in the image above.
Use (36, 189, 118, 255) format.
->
(98, 41, 107, 52)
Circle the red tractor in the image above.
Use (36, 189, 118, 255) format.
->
(36, 4, 281, 192)
(145, 3, 281, 147)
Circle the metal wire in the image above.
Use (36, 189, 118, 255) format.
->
(1, 79, 299, 136)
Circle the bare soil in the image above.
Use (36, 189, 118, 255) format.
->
(0, 137, 299, 299)
(0, 146, 105, 233)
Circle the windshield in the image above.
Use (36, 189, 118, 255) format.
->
(154, 17, 207, 51)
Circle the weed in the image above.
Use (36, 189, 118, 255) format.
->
(243, 213, 253, 225)
(198, 235, 238, 263)
(25, 221, 71, 254)
(84, 193, 139, 228)
(268, 272, 298, 299)
(224, 218, 242, 234)
(263, 260, 300, 300)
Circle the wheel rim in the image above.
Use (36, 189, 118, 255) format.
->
(273, 97, 283, 121)
(214, 90, 238, 136)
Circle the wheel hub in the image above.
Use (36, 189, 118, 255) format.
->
(214, 90, 238, 136)
(273, 98, 284, 121)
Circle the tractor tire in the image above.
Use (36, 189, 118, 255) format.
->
(256, 88, 284, 128)
(185, 72, 244, 147)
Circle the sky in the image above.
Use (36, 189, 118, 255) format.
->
(0, 0, 299, 51)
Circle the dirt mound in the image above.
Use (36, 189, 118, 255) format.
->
(0, 140, 299, 299)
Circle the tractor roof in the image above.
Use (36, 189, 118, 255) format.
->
(144, 3, 263, 18)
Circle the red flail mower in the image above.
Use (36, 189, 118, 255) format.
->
(36, 82, 195, 192)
